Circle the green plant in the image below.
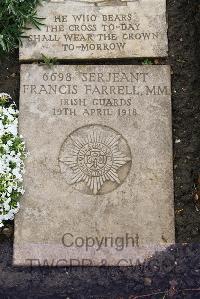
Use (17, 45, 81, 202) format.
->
(142, 59, 153, 65)
(40, 54, 58, 68)
(0, 0, 45, 55)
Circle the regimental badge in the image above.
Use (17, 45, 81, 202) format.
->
(59, 125, 132, 195)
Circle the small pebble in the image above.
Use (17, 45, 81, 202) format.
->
(2, 227, 13, 238)
(175, 139, 181, 143)
(144, 277, 152, 286)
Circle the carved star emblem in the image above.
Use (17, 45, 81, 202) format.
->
(59, 129, 131, 195)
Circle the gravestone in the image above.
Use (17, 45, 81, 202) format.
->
(19, 0, 168, 60)
(14, 64, 174, 266)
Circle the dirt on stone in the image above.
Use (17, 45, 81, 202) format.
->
(0, 0, 199, 298)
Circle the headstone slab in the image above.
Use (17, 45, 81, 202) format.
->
(14, 64, 174, 266)
(19, 0, 168, 60)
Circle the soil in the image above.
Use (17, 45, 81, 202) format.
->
(0, 0, 199, 298)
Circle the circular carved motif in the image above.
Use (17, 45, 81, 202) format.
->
(59, 124, 132, 195)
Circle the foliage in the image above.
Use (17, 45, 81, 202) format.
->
(0, 93, 27, 227)
(142, 59, 153, 65)
(0, 0, 45, 55)
(40, 54, 58, 68)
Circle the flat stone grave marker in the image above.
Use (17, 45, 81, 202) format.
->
(19, 0, 168, 60)
(14, 64, 174, 266)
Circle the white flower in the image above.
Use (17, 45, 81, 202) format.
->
(0, 93, 11, 99)
(10, 150, 16, 156)
(8, 106, 17, 116)
(7, 186, 12, 193)
(12, 168, 22, 180)
(0, 120, 4, 136)
(6, 123, 18, 136)
(0, 93, 27, 227)
(3, 202, 10, 212)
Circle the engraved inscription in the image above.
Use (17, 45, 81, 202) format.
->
(59, 125, 132, 195)
(20, 0, 168, 59)
(22, 68, 170, 119)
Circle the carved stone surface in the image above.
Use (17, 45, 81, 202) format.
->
(14, 64, 174, 266)
(59, 124, 132, 195)
(19, 0, 168, 60)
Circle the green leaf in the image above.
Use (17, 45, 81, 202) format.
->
(0, 0, 46, 54)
